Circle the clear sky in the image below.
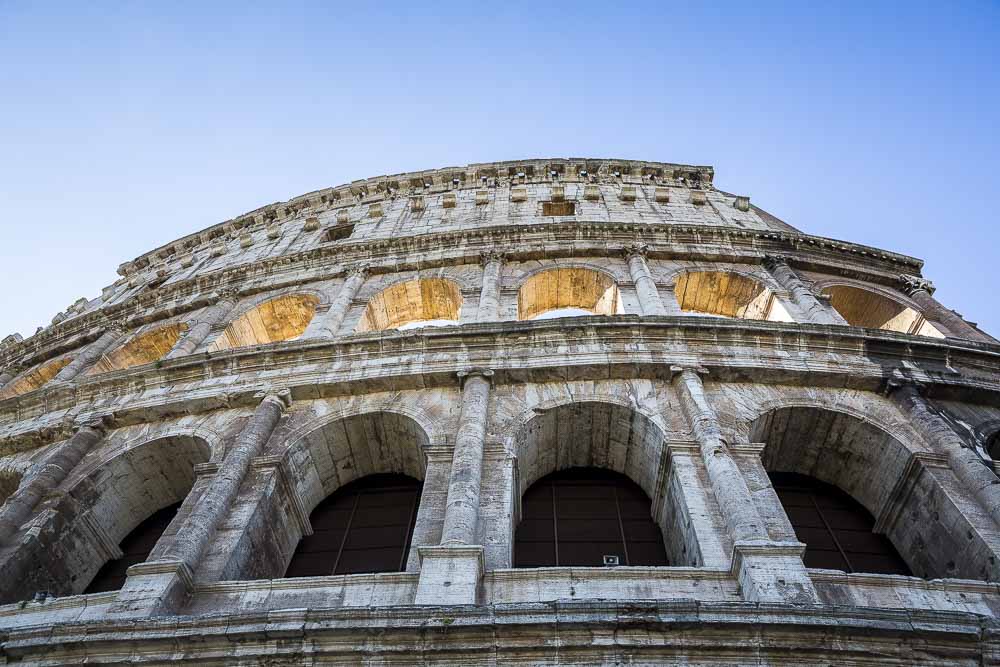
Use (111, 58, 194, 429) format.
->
(1, 2, 997, 338)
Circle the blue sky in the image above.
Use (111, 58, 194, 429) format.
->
(1, 2, 997, 337)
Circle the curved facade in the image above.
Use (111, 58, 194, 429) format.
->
(0, 158, 999, 664)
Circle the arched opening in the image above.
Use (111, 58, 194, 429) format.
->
(208, 294, 319, 351)
(283, 411, 429, 576)
(517, 267, 622, 321)
(770, 472, 909, 575)
(87, 323, 189, 375)
(512, 401, 693, 566)
(357, 278, 462, 332)
(84, 502, 182, 593)
(988, 431, 1000, 461)
(514, 467, 667, 567)
(674, 270, 792, 321)
(750, 406, 987, 579)
(284, 473, 421, 577)
(0, 356, 73, 400)
(821, 285, 944, 337)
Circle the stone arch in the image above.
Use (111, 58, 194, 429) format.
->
(749, 406, 993, 580)
(284, 410, 430, 517)
(819, 283, 944, 337)
(87, 322, 189, 375)
(357, 277, 463, 332)
(0, 355, 73, 400)
(672, 270, 792, 321)
(208, 293, 320, 351)
(517, 267, 623, 320)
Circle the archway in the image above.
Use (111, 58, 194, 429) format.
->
(208, 294, 319, 351)
(517, 267, 622, 320)
(0, 356, 73, 400)
(514, 467, 667, 567)
(87, 323, 188, 375)
(750, 406, 986, 579)
(821, 285, 943, 337)
(284, 473, 421, 577)
(357, 278, 463, 332)
(511, 401, 690, 566)
(674, 270, 792, 321)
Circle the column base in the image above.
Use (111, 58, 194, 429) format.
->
(414, 545, 484, 606)
(105, 559, 194, 618)
(731, 540, 819, 604)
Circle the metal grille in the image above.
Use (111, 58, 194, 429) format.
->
(84, 502, 181, 593)
(514, 467, 668, 568)
(771, 472, 911, 575)
(285, 473, 421, 577)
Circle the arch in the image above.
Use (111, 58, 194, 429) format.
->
(988, 431, 1000, 461)
(285, 411, 429, 517)
(284, 473, 422, 577)
(0, 356, 73, 400)
(821, 284, 944, 337)
(514, 467, 668, 568)
(517, 267, 623, 321)
(770, 472, 910, 575)
(208, 293, 319, 351)
(674, 270, 792, 321)
(750, 406, 987, 580)
(87, 322, 189, 375)
(356, 278, 463, 332)
(84, 502, 182, 593)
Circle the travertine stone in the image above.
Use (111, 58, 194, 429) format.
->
(313, 266, 367, 336)
(763, 255, 845, 325)
(477, 252, 505, 321)
(0, 423, 104, 543)
(52, 327, 124, 381)
(624, 244, 666, 315)
(164, 293, 238, 359)
(441, 370, 492, 546)
(900, 275, 995, 342)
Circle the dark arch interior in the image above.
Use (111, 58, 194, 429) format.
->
(770, 472, 911, 576)
(988, 431, 1000, 461)
(514, 467, 668, 568)
(285, 473, 422, 578)
(84, 502, 181, 594)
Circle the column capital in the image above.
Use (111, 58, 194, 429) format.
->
(458, 368, 494, 387)
(762, 254, 790, 270)
(345, 264, 369, 279)
(622, 242, 650, 259)
(883, 373, 926, 397)
(256, 388, 292, 410)
(479, 250, 506, 265)
(107, 320, 130, 337)
(75, 414, 113, 435)
(899, 274, 935, 296)
(670, 364, 709, 379)
(214, 287, 240, 303)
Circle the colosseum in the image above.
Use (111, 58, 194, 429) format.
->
(1, 158, 999, 665)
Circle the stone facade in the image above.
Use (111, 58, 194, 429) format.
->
(0, 158, 999, 665)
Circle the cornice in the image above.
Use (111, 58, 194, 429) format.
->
(1, 316, 997, 455)
(1, 221, 926, 369)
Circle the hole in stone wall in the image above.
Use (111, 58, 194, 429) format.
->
(674, 271, 792, 321)
(323, 224, 355, 242)
(357, 278, 462, 332)
(87, 323, 189, 375)
(284, 474, 422, 577)
(0, 356, 73, 400)
(208, 294, 319, 351)
(822, 285, 943, 337)
(514, 467, 668, 568)
(517, 268, 622, 321)
(542, 201, 576, 216)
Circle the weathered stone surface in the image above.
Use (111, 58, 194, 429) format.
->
(0, 157, 998, 665)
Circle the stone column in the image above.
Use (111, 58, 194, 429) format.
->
(673, 367, 818, 603)
(52, 326, 126, 382)
(477, 252, 504, 321)
(890, 382, 1000, 524)
(405, 447, 453, 572)
(763, 255, 845, 325)
(0, 422, 105, 544)
(109, 391, 289, 617)
(0, 366, 18, 390)
(899, 275, 994, 343)
(164, 291, 238, 359)
(623, 244, 666, 316)
(415, 368, 492, 605)
(314, 265, 368, 337)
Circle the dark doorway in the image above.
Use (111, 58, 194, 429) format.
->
(284, 473, 421, 577)
(514, 467, 668, 568)
(84, 502, 181, 593)
(770, 472, 911, 575)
